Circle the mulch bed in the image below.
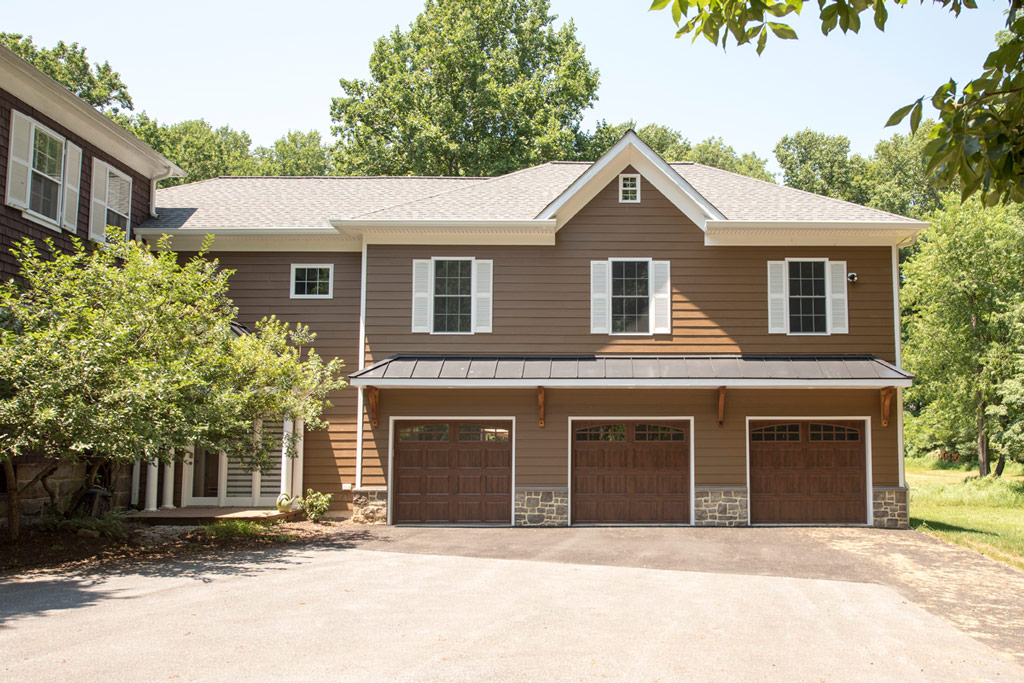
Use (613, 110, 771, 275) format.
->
(0, 519, 351, 576)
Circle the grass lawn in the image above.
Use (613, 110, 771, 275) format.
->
(907, 457, 1024, 571)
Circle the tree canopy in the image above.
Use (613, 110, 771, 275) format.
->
(650, 0, 1024, 205)
(330, 0, 600, 176)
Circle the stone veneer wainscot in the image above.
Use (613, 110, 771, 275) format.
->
(694, 488, 749, 526)
(514, 490, 568, 527)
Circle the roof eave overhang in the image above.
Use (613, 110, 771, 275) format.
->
(348, 377, 913, 389)
(537, 131, 725, 231)
(133, 227, 361, 252)
(704, 220, 929, 247)
(330, 218, 558, 246)
(1, 48, 185, 180)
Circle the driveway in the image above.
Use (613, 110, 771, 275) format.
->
(1, 526, 1022, 681)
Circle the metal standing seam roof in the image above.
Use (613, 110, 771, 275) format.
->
(348, 355, 913, 386)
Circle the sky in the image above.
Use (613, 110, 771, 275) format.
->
(2, 0, 1009, 174)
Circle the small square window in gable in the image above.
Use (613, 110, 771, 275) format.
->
(619, 173, 640, 203)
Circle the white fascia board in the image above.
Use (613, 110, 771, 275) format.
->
(704, 220, 928, 247)
(330, 218, 558, 245)
(1, 47, 184, 180)
(133, 227, 361, 252)
(536, 131, 724, 230)
(348, 377, 912, 389)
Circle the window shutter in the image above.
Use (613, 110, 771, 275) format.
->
(411, 259, 432, 333)
(828, 260, 849, 334)
(652, 260, 672, 334)
(590, 260, 610, 334)
(472, 259, 493, 333)
(89, 158, 108, 241)
(767, 261, 787, 334)
(61, 142, 82, 231)
(5, 110, 32, 210)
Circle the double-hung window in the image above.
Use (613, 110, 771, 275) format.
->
(411, 257, 493, 334)
(5, 110, 83, 232)
(590, 258, 672, 335)
(89, 159, 133, 242)
(291, 264, 334, 299)
(767, 258, 849, 335)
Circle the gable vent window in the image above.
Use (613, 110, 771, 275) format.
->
(618, 173, 640, 203)
(291, 264, 334, 299)
(767, 258, 849, 335)
(411, 257, 493, 334)
(5, 110, 83, 232)
(590, 258, 671, 335)
(89, 159, 133, 242)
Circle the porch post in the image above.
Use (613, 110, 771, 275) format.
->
(161, 458, 175, 509)
(145, 460, 159, 511)
(130, 459, 141, 506)
(281, 419, 294, 497)
(292, 418, 305, 498)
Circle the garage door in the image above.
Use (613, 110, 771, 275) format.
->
(749, 420, 867, 524)
(392, 420, 512, 525)
(571, 421, 690, 525)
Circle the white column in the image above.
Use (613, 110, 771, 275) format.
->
(144, 460, 159, 511)
(292, 418, 305, 499)
(280, 418, 294, 497)
(161, 461, 175, 509)
(130, 460, 141, 506)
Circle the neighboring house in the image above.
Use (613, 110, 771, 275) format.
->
(0, 45, 183, 518)
(136, 131, 926, 528)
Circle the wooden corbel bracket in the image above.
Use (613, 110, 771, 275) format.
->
(367, 386, 380, 428)
(537, 386, 546, 428)
(880, 386, 895, 428)
(717, 386, 726, 426)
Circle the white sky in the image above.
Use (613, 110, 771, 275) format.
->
(3, 0, 1008, 173)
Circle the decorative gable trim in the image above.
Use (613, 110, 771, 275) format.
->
(537, 130, 725, 230)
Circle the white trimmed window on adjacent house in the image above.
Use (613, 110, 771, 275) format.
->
(291, 264, 334, 299)
(618, 173, 640, 203)
(4, 109, 83, 232)
(89, 159, 133, 242)
(411, 257, 493, 334)
(767, 258, 849, 335)
(590, 258, 671, 335)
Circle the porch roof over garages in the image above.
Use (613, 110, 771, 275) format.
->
(348, 354, 913, 389)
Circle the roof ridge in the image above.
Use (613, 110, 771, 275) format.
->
(213, 174, 487, 180)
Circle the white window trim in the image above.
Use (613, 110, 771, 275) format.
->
(290, 263, 334, 299)
(608, 256, 654, 336)
(429, 256, 476, 336)
(618, 173, 641, 203)
(784, 257, 832, 337)
(90, 158, 134, 243)
(22, 117, 66, 231)
(103, 163, 132, 230)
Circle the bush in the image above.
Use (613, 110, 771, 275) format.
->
(201, 519, 285, 541)
(298, 488, 332, 522)
(40, 512, 130, 541)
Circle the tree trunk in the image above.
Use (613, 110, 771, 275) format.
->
(977, 397, 990, 477)
(3, 459, 19, 542)
(994, 452, 1006, 477)
(64, 458, 103, 518)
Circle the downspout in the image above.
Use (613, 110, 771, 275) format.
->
(149, 165, 180, 218)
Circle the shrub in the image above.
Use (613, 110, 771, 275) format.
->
(40, 512, 130, 541)
(201, 519, 285, 541)
(299, 488, 332, 522)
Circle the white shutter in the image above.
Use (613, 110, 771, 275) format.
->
(411, 259, 432, 333)
(472, 259, 493, 333)
(590, 260, 610, 334)
(652, 260, 671, 334)
(89, 158, 108, 241)
(767, 261, 788, 334)
(61, 142, 82, 231)
(828, 260, 849, 334)
(5, 110, 32, 210)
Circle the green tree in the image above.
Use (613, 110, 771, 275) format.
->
(253, 130, 335, 176)
(331, 0, 600, 176)
(0, 233, 346, 540)
(902, 196, 1024, 477)
(868, 122, 946, 219)
(685, 136, 773, 182)
(650, 0, 1024, 205)
(774, 129, 870, 203)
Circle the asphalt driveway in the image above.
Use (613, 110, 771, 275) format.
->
(2, 526, 1022, 681)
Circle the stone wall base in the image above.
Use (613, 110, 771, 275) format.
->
(873, 487, 909, 529)
(351, 490, 387, 524)
(0, 461, 133, 532)
(694, 488, 749, 526)
(514, 490, 568, 527)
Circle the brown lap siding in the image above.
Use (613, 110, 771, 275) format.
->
(362, 388, 900, 490)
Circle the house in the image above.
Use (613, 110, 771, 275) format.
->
(0, 45, 183, 518)
(135, 131, 925, 528)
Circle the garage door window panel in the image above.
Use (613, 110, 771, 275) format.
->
(398, 424, 450, 441)
(458, 424, 510, 442)
(575, 424, 626, 441)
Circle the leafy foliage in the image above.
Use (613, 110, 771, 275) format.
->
(650, 0, 1024, 205)
(298, 489, 333, 522)
(330, 0, 600, 176)
(41, 512, 131, 541)
(253, 130, 335, 177)
(774, 129, 871, 204)
(0, 33, 133, 113)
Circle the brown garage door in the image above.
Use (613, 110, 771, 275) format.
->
(572, 421, 690, 525)
(749, 420, 867, 524)
(393, 420, 512, 525)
